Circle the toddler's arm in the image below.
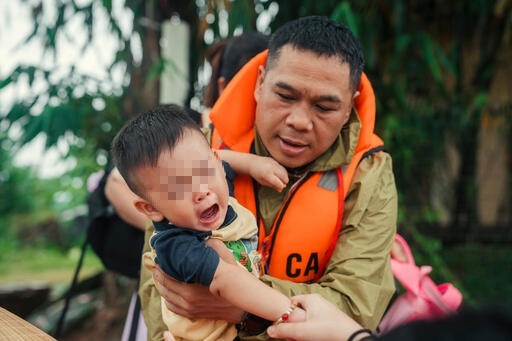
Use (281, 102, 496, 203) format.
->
(210, 258, 305, 323)
(217, 149, 289, 192)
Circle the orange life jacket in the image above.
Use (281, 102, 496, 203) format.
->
(210, 50, 384, 283)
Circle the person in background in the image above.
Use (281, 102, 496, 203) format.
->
(202, 31, 269, 127)
(203, 31, 269, 109)
(146, 15, 398, 340)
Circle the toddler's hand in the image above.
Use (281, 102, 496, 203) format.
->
(250, 157, 289, 192)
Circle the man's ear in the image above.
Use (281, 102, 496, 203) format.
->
(341, 90, 360, 126)
(134, 199, 164, 222)
(254, 65, 266, 102)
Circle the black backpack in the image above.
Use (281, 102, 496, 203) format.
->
(86, 164, 144, 279)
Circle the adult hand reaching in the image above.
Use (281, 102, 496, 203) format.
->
(266, 294, 365, 341)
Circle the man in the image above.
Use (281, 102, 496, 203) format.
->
(141, 16, 397, 340)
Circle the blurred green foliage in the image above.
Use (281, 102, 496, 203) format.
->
(0, 244, 102, 284)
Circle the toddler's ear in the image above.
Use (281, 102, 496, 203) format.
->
(134, 199, 164, 222)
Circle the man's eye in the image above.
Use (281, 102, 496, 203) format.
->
(277, 92, 294, 101)
(315, 104, 335, 112)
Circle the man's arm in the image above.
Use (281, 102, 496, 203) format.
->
(259, 152, 397, 329)
(151, 267, 244, 321)
(139, 223, 168, 341)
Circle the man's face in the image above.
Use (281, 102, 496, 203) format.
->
(136, 129, 229, 232)
(254, 45, 355, 169)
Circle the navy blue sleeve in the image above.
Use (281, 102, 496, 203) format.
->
(222, 160, 236, 197)
(150, 230, 220, 286)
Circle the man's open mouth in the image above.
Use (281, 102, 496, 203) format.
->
(280, 137, 308, 154)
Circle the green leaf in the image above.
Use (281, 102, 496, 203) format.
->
(471, 92, 488, 111)
(227, 0, 254, 34)
(56, 4, 66, 29)
(331, 2, 359, 38)
(146, 58, 167, 80)
(102, 0, 113, 13)
(26, 66, 37, 86)
(0, 76, 13, 90)
(20, 115, 44, 146)
(147, 57, 188, 82)
(6, 103, 31, 123)
(419, 35, 442, 85)
(21, 24, 40, 47)
(395, 34, 411, 55)
(44, 27, 57, 51)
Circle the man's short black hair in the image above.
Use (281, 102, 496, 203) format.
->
(267, 16, 364, 92)
(111, 104, 204, 196)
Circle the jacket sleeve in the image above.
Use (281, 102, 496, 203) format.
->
(139, 222, 168, 341)
(260, 151, 397, 330)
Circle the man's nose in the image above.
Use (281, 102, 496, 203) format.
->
(286, 104, 313, 131)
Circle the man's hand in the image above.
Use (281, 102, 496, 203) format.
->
(152, 265, 244, 323)
(163, 331, 175, 341)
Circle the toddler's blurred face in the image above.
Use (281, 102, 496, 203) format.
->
(138, 129, 229, 231)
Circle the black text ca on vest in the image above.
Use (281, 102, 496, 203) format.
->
(286, 252, 319, 278)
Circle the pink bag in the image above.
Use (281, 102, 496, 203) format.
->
(377, 234, 463, 335)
